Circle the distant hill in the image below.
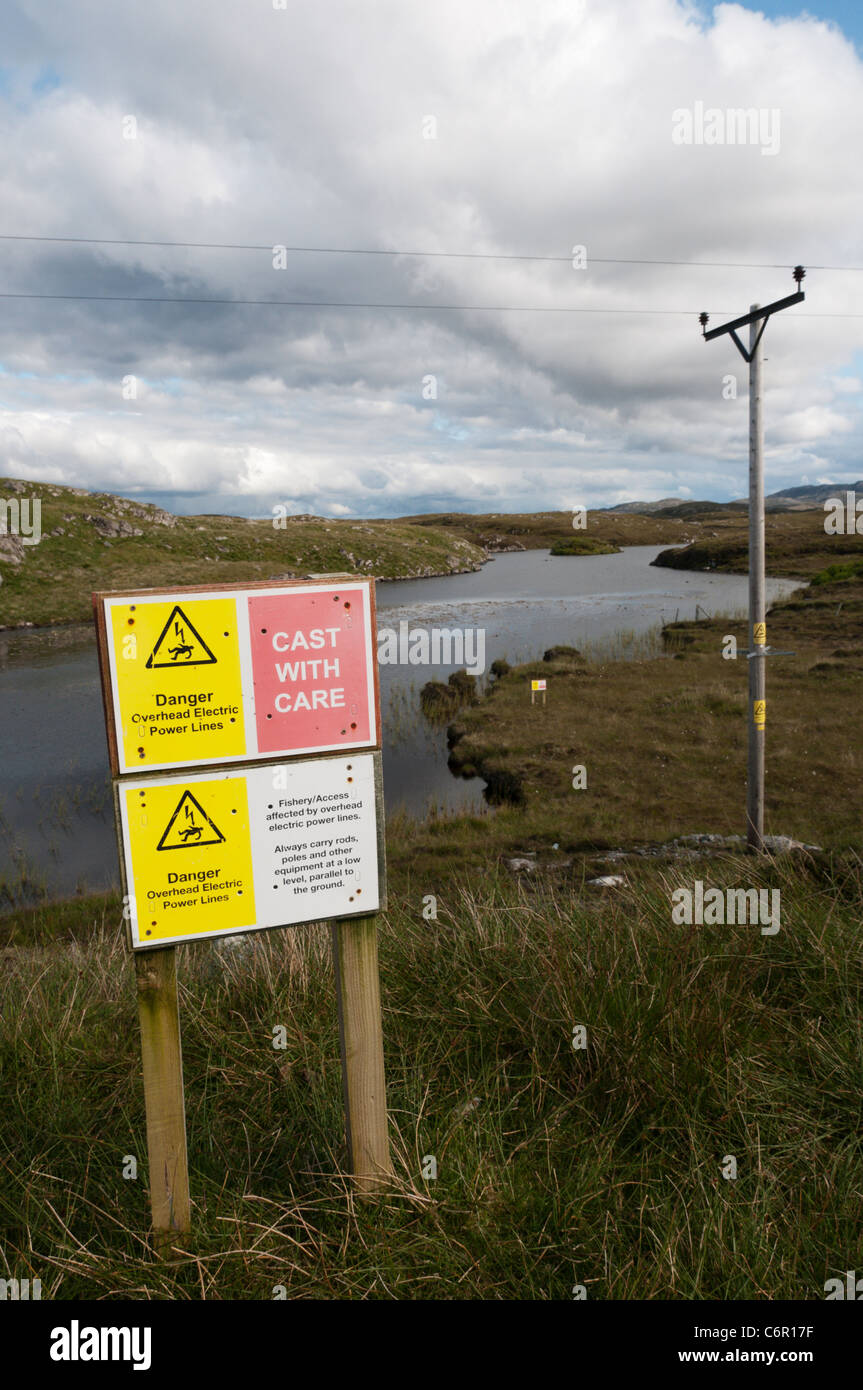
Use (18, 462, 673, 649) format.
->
(604, 482, 863, 516)
(650, 500, 746, 519)
(765, 481, 863, 507)
(601, 497, 685, 514)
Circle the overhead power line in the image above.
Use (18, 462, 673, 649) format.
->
(0, 289, 857, 317)
(0, 232, 861, 272)
(0, 289, 859, 316)
(0, 290, 690, 312)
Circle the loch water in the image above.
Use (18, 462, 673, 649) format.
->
(0, 546, 802, 902)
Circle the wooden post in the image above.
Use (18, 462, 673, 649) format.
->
(135, 946, 191, 1253)
(331, 914, 393, 1194)
(747, 303, 766, 852)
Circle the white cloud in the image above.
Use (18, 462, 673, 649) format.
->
(0, 0, 860, 514)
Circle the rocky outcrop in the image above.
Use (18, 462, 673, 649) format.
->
(482, 537, 527, 553)
(595, 832, 822, 863)
(82, 514, 144, 538)
(0, 534, 25, 565)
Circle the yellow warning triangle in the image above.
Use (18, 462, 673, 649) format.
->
(146, 605, 217, 668)
(156, 790, 226, 851)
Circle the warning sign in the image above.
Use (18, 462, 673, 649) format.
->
(156, 790, 226, 850)
(248, 587, 374, 755)
(103, 595, 245, 773)
(118, 753, 381, 949)
(96, 581, 380, 775)
(146, 606, 217, 668)
(122, 774, 256, 944)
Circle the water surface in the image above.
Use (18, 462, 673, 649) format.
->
(0, 547, 802, 902)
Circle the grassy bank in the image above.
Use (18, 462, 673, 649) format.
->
(653, 506, 863, 578)
(0, 848, 860, 1299)
(402, 506, 714, 552)
(428, 563, 863, 867)
(0, 478, 486, 628)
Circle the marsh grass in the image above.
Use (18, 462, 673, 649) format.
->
(0, 853, 860, 1300)
(580, 625, 666, 664)
(436, 573, 863, 854)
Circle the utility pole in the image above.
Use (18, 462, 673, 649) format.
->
(699, 266, 806, 852)
(748, 303, 765, 852)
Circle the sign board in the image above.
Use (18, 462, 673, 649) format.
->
(94, 579, 380, 774)
(94, 576, 392, 1225)
(118, 751, 383, 949)
(531, 679, 547, 691)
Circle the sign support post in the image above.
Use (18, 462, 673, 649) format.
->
(331, 914, 393, 1193)
(95, 575, 390, 1237)
(134, 945, 191, 1253)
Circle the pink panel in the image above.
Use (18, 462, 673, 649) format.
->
(248, 588, 372, 754)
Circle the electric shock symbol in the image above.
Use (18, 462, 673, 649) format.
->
(157, 791, 226, 851)
(146, 606, 218, 668)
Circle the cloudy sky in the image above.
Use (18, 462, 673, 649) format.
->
(1, 0, 861, 518)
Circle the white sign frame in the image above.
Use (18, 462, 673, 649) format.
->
(96, 580, 379, 775)
(115, 751, 385, 950)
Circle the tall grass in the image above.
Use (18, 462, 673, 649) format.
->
(1, 854, 860, 1299)
(580, 625, 666, 663)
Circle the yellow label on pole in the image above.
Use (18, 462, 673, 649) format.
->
(124, 775, 256, 945)
(753, 699, 766, 729)
(109, 598, 246, 771)
(753, 622, 766, 645)
(531, 679, 547, 691)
